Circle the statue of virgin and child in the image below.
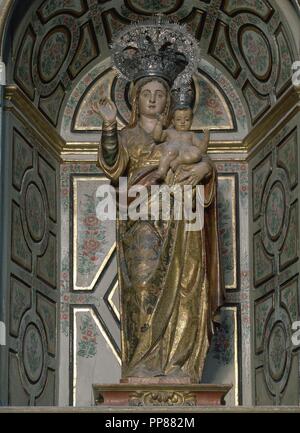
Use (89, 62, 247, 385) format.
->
(95, 19, 224, 383)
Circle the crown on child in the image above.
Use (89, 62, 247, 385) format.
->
(172, 85, 195, 110)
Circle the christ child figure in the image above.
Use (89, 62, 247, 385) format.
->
(153, 106, 210, 180)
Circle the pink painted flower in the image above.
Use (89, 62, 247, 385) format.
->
(84, 76, 91, 85)
(83, 239, 100, 253)
(207, 98, 218, 109)
(83, 215, 99, 227)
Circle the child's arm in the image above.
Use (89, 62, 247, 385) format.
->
(193, 129, 210, 153)
(153, 115, 168, 143)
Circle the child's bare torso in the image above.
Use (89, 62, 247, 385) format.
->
(165, 128, 195, 147)
(154, 128, 204, 178)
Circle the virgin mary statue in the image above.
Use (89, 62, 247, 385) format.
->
(96, 19, 224, 383)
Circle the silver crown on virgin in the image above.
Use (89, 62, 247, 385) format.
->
(111, 16, 200, 88)
(171, 85, 195, 111)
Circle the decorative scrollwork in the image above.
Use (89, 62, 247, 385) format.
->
(129, 391, 196, 406)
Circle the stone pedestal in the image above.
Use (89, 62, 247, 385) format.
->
(93, 382, 232, 407)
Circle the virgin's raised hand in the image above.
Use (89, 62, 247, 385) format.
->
(99, 99, 117, 123)
(91, 85, 117, 123)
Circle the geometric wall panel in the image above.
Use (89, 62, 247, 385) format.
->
(71, 307, 120, 407)
(38, 155, 57, 222)
(35, 369, 56, 406)
(250, 116, 300, 406)
(125, 0, 184, 15)
(12, 129, 33, 191)
(253, 232, 274, 286)
(210, 21, 240, 78)
(8, 352, 30, 406)
(275, 25, 294, 96)
(281, 276, 299, 324)
(255, 366, 274, 406)
(72, 175, 116, 291)
(37, 0, 88, 22)
(69, 22, 99, 79)
(223, 0, 273, 20)
(280, 353, 299, 405)
(37, 233, 57, 288)
(14, 26, 35, 100)
(239, 26, 272, 81)
(59, 167, 121, 406)
(39, 84, 65, 126)
(18, 311, 48, 396)
(280, 201, 298, 271)
(10, 276, 31, 338)
(252, 155, 272, 220)
(255, 294, 273, 353)
(243, 82, 270, 123)
(277, 129, 298, 189)
(37, 293, 57, 355)
(10, 0, 296, 130)
(11, 202, 32, 272)
(3, 112, 60, 406)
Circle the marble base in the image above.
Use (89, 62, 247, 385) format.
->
(93, 383, 232, 407)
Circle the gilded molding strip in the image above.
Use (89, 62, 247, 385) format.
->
(107, 282, 120, 321)
(61, 141, 247, 163)
(247, 104, 300, 161)
(4, 105, 63, 162)
(4, 85, 300, 162)
(227, 306, 239, 406)
(4, 86, 64, 159)
(72, 176, 116, 291)
(244, 85, 300, 155)
(73, 307, 122, 407)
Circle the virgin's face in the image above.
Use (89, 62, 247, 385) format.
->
(138, 80, 167, 118)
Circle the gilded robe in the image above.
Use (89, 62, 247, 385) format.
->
(98, 123, 224, 382)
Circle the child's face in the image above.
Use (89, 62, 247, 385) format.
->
(173, 109, 193, 131)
